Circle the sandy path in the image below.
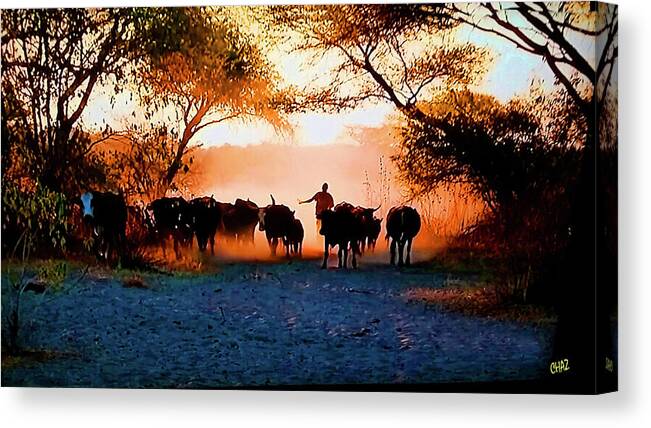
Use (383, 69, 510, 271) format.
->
(2, 259, 553, 388)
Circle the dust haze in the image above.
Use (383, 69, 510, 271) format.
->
(182, 135, 478, 260)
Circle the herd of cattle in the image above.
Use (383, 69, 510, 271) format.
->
(76, 191, 421, 268)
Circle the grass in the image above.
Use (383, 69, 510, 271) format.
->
(121, 274, 149, 289)
(405, 282, 557, 325)
(1, 348, 78, 370)
(411, 248, 497, 283)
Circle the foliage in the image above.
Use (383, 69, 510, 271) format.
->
(0, 7, 236, 195)
(138, 7, 288, 196)
(265, 4, 489, 113)
(396, 88, 583, 209)
(395, 88, 584, 302)
(2, 181, 69, 257)
(3, 124, 110, 195)
(103, 126, 195, 202)
(0, 8, 148, 191)
(456, 2, 617, 128)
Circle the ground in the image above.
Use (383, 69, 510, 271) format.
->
(1, 256, 554, 388)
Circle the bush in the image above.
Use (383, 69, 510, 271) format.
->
(2, 181, 69, 258)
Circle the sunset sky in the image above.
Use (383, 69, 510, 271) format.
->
(79, 7, 575, 149)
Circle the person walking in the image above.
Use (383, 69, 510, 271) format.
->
(298, 182, 334, 235)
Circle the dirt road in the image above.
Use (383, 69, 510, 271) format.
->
(2, 259, 553, 388)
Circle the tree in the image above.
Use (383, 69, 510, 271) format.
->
(397, 87, 584, 205)
(449, 2, 618, 389)
(139, 7, 287, 197)
(273, 4, 618, 389)
(456, 2, 617, 135)
(267, 4, 488, 118)
(103, 126, 197, 202)
(1, 9, 145, 191)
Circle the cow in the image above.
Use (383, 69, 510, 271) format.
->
(287, 218, 304, 257)
(220, 198, 259, 245)
(366, 217, 382, 251)
(385, 205, 421, 266)
(258, 194, 296, 257)
(319, 202, 364, 269)
(352, 205, 381, 253)
(215, 201, 235, 241)
(189, 196, 222, 255)
(146, 197, 193, 259)
(78, 191, 127, 263)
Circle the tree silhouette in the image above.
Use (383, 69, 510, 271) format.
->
(267, 4, 488, 118)
(1, 9, 143, 191)
(138, 7, 287, 197)
(456, 2, 618, 390)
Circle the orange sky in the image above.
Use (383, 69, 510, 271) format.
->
(79, 5, 598, 149)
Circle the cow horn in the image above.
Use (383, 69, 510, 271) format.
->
(373, 204, 382, 212)
(270, 194, 276, 205)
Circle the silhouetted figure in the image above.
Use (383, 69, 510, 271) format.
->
(299, 182, 334, 234)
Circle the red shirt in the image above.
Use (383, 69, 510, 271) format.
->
(311, 191, 334, 216)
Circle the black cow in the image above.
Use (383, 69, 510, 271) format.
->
(319, 202, 363, 269)
(386, 205, 421, 266)
(352, 205, 381, 253)
(215, 201, 235, 241)
(366, 217, 382, 251)
(146, 197, 193, 259)
(79, 191, 127, 262)
(258, 195, 296, 257)
(220, 198, 259, 245)
(190, 196, 221, 255)
(287, 218, 304, 257)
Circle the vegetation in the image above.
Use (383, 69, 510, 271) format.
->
(1, 183, 69, 355)
(1, 4, 617, 374)
(136, 7, 288, 198)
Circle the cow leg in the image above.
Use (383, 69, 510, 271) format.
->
(109, 232, 120, 266)
(100, 238, 108, 262)
(351, 244, 358, 269)
(209, 233, 215, 256)
(398, 240, 405, 266)
(118, 230, 126, 266)
(405, 238, 413, 266)
(342, 245, 348, 269)
(284, 238, 290, 258)
(390, 239, 397, 265)
(322, 240, 329, 269)
(271, 237, 278, 257)
(114, 231, 124, 266)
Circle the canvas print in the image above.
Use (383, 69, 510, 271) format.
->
(1, 2, 617, 393)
